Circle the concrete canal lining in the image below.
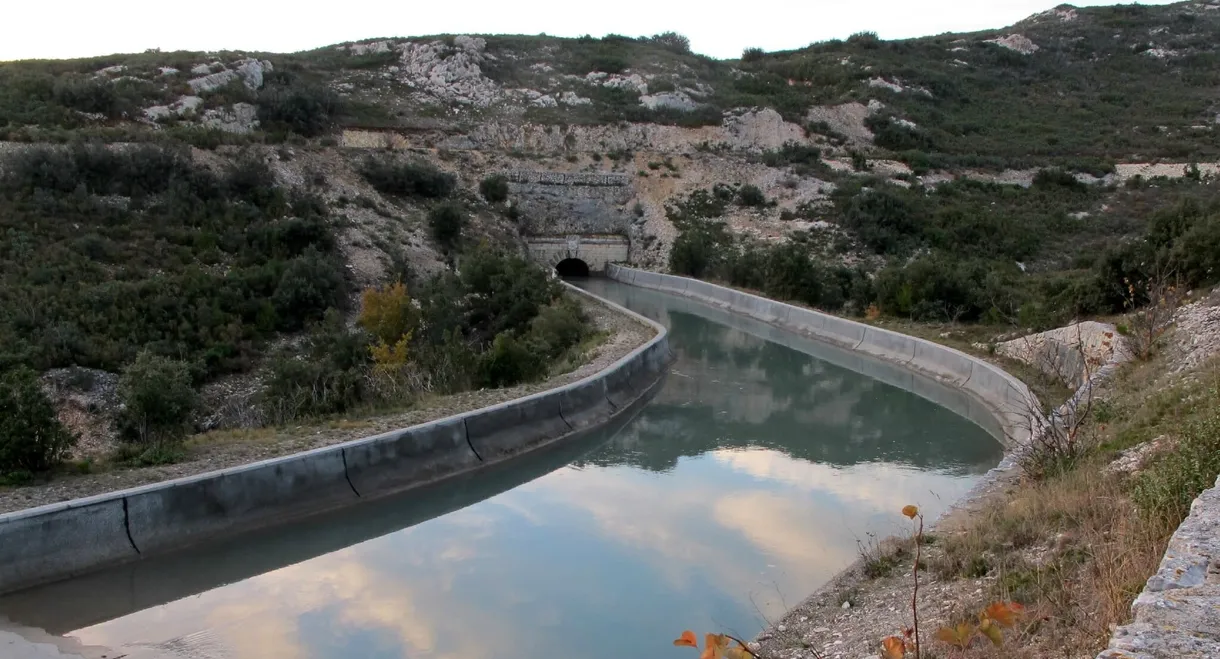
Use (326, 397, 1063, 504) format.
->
(0, 283, 671, 596)
(606, 265, 1045, 450)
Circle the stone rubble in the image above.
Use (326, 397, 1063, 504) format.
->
(1170, 291, 1220, 374)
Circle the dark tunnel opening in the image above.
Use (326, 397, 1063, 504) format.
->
(554, 258, 591, 278)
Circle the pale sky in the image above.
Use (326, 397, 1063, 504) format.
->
(2, 0, 1176, 62)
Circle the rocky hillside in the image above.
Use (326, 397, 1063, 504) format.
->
(2, 2, 1220, 439)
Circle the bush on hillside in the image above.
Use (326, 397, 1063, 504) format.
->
(741, 47, 766, 62)
(116, 352, 199, 445)
(359, 157, 456, 199)
(478, 333, 544, 388)
(650, 32, 691, 53)
(479, 174, 510, 203)
(257, 79, 339, 137)
(428, 201, 466, 250)
(272, 247, 348, 330)
(736, 184, 767, 207)
(0, 367, 76, 474)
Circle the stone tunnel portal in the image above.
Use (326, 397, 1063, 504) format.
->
(526, 235, 628, 275)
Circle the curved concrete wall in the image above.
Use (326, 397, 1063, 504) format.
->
(607, 265, 1045, 450)
(0, 284, 670, 595)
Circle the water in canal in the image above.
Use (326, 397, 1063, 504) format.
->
(0, 280, 1003, 659)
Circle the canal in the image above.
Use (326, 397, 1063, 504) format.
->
(0, 279, 1003, 659)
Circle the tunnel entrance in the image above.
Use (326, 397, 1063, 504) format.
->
(555, 258, 591, 278)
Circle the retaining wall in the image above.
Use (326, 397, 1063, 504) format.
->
(0, 284, 670, 596)
(608, 265, 1044, 449)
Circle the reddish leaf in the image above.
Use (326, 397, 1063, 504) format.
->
(881, 635, 906, 659)
(902, 505, 919, 519)
(935, 623, 975, 650)
(700, 633, 729, 659)
(673, 631, 698, 648)
(978, 617, 1004, 647)
(985, 601, 1025, 628)
(726, 642, 753, 659)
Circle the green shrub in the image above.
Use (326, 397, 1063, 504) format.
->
(479, 174, 509, 203)
(428, 201, 466, 250)
(737, 184, 766, 207)
(478, 333, 544, 387)
(1133, 406, 1220, 524)
(273, 247, 348, 330)
(117, 352, 199, 445)
(741, 47, 766, 62)
(260, 310, 370, 424)
(0, 367, 76, 473)
(256, 78, 339, 137)
(526, 298, 589, 360)
(649, 32, 691, 54)
(359, 157, 456, 199)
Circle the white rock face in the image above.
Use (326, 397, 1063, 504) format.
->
(143, 95, 203, 121)
(96, 65, 125, 76)
(806, 102, 875, 144)
(894, 118, 918, 130)
(1143, 48, 1180, 59)
(601, 73, 648, 95)
(202, 102, 259, 133)
(348, 40, 391, 56)
(158, 67, 179, 76)
(558, 91, 592, 106)
(640, 91, 698, 111)
(868, 77, 905, 93)
(722, 108, 805, 152)
(985, 34, 1040, 54)
(187, 59, 272, 93)
(531, 94, 557, 107)
(397, 38, 501, 107)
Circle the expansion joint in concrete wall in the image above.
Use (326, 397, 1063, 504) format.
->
(340, 448, 362, 498)
(462, 418, 483, 462)
(121, 498, 141, 555)
(557, 408, 574, 432)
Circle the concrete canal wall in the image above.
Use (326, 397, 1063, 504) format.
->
(0, 284, 670, 595)
(607, 265, 1045, 450)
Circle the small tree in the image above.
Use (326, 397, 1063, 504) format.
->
(117, 352, 199, 445)
(0, 367, 76, 473)
(479, 174, 509, 203)
(1120, 269, 1182, 361)
(741, 47, 766, 62)
(650, 32, 691, 54)
(429, 201, 466, 250)
(358, 282, 421, 346)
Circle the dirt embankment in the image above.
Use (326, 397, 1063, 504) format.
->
(0, 292, 654, 514)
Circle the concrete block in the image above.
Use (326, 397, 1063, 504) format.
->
(464, 394, 571, 462)
(911, 342, 973, 385)
(818, 314, 866, 348)
(344, 417, 477, 497)
(0, 497, 136, 593)
(858, 327, 917, 364)
(786, 307, 827, 335)
(633, 271, 660, 289)
(125, 446, 355, 555)
(557, 377, 614, 431)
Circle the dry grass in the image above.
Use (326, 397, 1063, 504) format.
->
(929, 462, 1171, 657)
(914, 356, 1220, 657)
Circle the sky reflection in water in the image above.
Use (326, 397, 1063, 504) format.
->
(58, 281, 1002, 659)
